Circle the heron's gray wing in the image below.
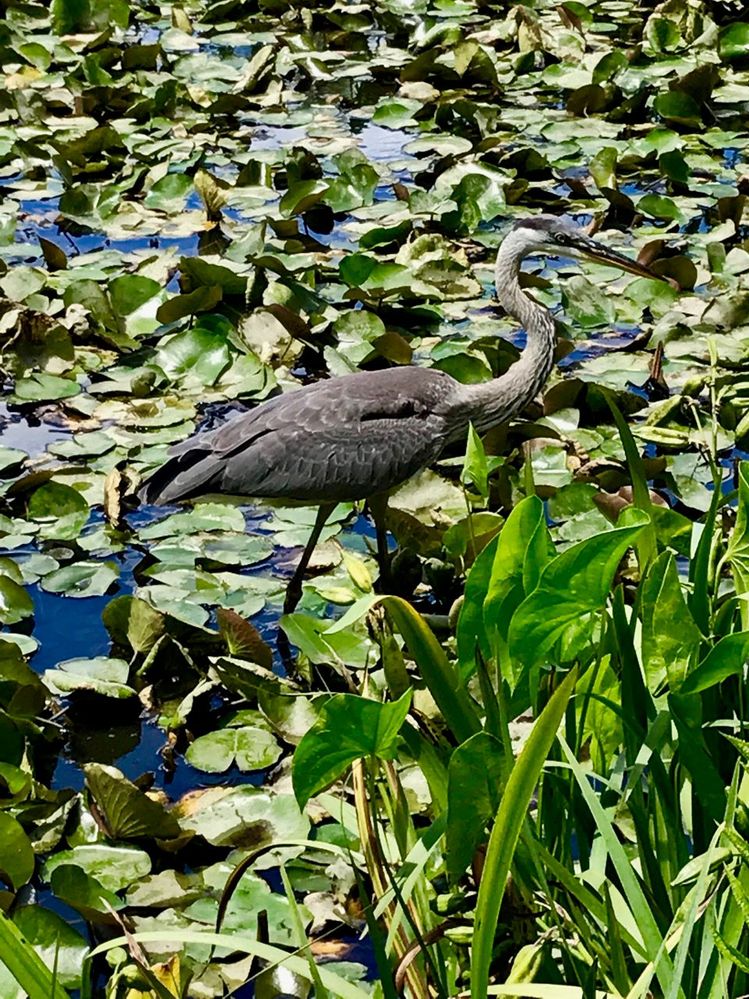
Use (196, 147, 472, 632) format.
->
(140, 367, 458, 505)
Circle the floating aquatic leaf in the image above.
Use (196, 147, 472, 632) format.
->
(44, 844, 151, 893)
(12, 905, 87, 989)
(185, 725, 281, 773)
(42, 656, 134, 699)
(50, 865, 123, 922)
(395, 233, 481, 300)
(176, 786, 309, 848)
(0, 813, 34, 890)
(9, 372, 80, 404)
(719, 23, 749, 63)
(0, 575, 34, 626)
(0, 447, 26, 475)
(41, 560, 119, 597)
(217, 607, 273, 667)
(27, 482, 89, 541)
(138, 502, 246, 539)
(156, 322, 232, 386)
(323, 150, 380, 213)
(144, 173, 193, 213)
(101, 595, 166, 654)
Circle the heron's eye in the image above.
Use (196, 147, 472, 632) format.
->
(552, 232, 568, 245)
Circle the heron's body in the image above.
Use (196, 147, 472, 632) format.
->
(141, 215, 654, 611)
(140, 358, 551, 507)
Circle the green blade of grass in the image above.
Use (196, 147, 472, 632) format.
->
(690, 482, 721, 635)
(0, 909, 71, 999)
(529, 838, 646, 958)
(280, 864, 329, 999)
(604, 390, 656, 568)
(486, 987, 614, 998)
(559, 736, 682, 999)
(470, 667, 578, 999)
(382, 596, 482, 743)
(664, 825, 724, 999)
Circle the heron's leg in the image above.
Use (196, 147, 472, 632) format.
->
(283, 502, 336, 614)
(368, 493, 392, 590)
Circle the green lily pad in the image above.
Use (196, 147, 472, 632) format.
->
(13, 905, 87, 989)
(42, 656, 134, 699)
(27, 482, 89, 541)
(50, 865, 123, 921)
(144, 173, 193, 213)
(101, 595, 166, 653)
(9, 372, 80, 404)
(156, 323, 232, 386)
(0, 575, 34, 626)
(44, 844, 151, 893)
(185, 725, 281, 773)
(40, 560, 119, 597)
(719, 23, 749, 63)
(561, 275, 616, 329)
(0, 812, 34, 890)
(0, 446, 26, 475)
(138, 502, 246, 539)
(176, 785, 308, 848)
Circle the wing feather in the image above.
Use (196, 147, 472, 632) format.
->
(140, 367, 459, 505)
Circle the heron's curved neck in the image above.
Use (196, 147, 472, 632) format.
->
(466, 232, 556, 435)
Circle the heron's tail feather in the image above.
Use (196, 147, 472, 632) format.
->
(139, 449, 221, 506)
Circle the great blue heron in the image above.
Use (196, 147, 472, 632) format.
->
(140, 215, 655, 612)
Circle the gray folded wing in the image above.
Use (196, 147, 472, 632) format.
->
(139, 367, 459, 505)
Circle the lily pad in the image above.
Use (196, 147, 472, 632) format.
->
(185, 725, 281, 773)
(27, 482, 89, 541)
(13, 906, 87, 989)
(138, 502, 246, 539)
(84, 763, 181, 840)
(44, 844, 152, 893)
(0, 812, 34, 890)
(40, 561, 119, 597)
(176, 786, 308, 848)
(42, 656, 134, 699)
(0, 575, 34, 626)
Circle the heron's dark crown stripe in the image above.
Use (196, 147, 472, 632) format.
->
(512, 215, 560, 231)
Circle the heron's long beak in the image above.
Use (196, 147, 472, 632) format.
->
(575, 235, 663, 280)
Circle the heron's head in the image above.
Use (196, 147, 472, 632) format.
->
(506, 214, 657, 280)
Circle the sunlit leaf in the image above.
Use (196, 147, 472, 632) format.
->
(0, 813, 34, 890)
(292, 690, 413, 808)
(508, 514, 648, 667)
(84, 763, 180, 840)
